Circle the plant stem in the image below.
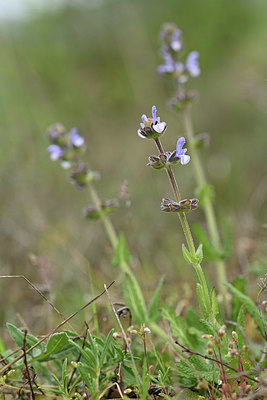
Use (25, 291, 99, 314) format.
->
(88, 183, 118, 249)
(154, 138, 212, 320)
(87, 181, 146, 309)
(181, 105, 228, 311)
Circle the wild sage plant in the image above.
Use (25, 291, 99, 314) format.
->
(157, 23, 228, 310)
(137, 105, 219, 328)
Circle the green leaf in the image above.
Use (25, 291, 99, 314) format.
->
(182, 245, 196, 264)
(225, 282, 267, 337)
(99, 329, 114, 368)
(186, 308, 203, 332)
(198, 319, 217, 336)
(112, 232, 130, 267)
(47, 332, 69, 355)
(7, 323, 39, 348)
(6, 323, 44, 358)
(33, 332, 73, 362)
(69, 375, 82, 396)
(70, 341, 98, 378)
(121, 363, 138, 386)
(195, 243, 203, 264)
(210, 288, 219, 318)
(61, 358, 68, 391)
(148, 275, 165, 322)
(176, 356, 219, 388)
(161, 305, 192, 348)
(196, 283, 208, 319)
(123, 272, 147, 324)
(77, 362, 96, 396)
(230, 276, 247, 321)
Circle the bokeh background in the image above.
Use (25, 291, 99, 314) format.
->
(0, 0, 266, 341)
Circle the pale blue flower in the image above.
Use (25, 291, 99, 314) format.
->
(151, 105, 166, 134)
(170, 28, 182, 51)
(47, 144, 63, 161)
(186, 51, 200, 77)
(157, 47, 184, 75)
(176, 137, 190, 165)
(138, 105, 166, 139)
(70, 128, 85, 147)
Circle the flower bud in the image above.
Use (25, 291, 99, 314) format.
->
(232, 331, 238, 341)
(143, 327, 151, 334)
(47, 123, 67, 144)
(202, 334, 214, 340)
(161, 198, 198, 213)
(218, 325, 225, 338)
(168, 91, 197, 110)
(113, 332, 123, 339)
(71, 361, 78, 368)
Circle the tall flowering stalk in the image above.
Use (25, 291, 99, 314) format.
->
(157, 23, 228, 311)
(46, 123, 196, 354)
(138, 105, 218, 326)
(47, 124, 135, 276)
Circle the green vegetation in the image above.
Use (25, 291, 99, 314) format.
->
(0, 1, 266, 398)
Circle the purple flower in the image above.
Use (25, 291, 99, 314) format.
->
(138, 105, 166, 139)
(47, 144, 63, 161)
(158, 59, 184, 75)
(170, 28, 182, 51)
(176, 137, 190, 165)
(151, 105, 166, 134)
(186, 51, 200, 77)
(157, 47, 184, 75)
(70, 128, 85, 147)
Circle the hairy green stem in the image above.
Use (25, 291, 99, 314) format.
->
(154, 138, 212, 320)
(181, 106, 228, 311)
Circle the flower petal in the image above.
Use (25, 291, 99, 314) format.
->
(137, 129, 146, 139)
(153, 122, 166, 134)
(176, 137, 186, 156)
(152, 105, 157, 125)
(141, 114, 148, 123)
(181, 154, 190, 165)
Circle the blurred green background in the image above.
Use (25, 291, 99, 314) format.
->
(0, 0, 266, 340)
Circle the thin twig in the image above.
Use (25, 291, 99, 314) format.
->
(104, 284, 142, 386)
(0, 280, 115, 375)
(0, 275, 75, 332)
(22, 330, 35, 400)
(174, 339, 259, 384)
